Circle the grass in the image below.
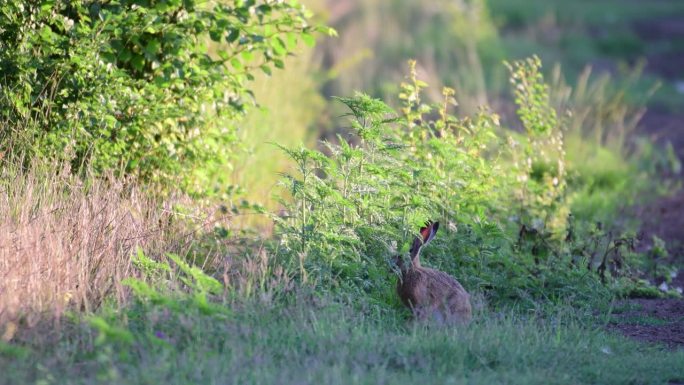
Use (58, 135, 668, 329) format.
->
(1, 297, 683, 385)
(0, 161, 142, 322)
(0, 160, 227, 325)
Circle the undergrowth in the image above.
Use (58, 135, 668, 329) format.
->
(273, 57, 670, 309)
(1, 56, 673, 337)
(0, 1, 681, 382)
(1, 263, 682, 385)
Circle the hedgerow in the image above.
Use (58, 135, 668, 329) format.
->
(0, 0, 326, 193)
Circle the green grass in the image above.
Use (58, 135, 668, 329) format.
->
(2, 299, 683, 385)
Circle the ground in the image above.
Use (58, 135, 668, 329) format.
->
(613, 12, 684, 349)
(609, 299, 684, 348)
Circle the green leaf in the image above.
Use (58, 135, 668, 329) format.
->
(144, 39, 161, 56)
(40, 0, 54, 11)
(241, 50, 254, 61)
(301, 32, 315, 47)
(226, 29, 240, 43)
(260, 64, 272, 76)
(131, 55, 145, 71)
(271, 37, 286, 55)
(230, 58, 243, 70)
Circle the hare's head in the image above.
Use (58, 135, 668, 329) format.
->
(409, 220, 439, 265)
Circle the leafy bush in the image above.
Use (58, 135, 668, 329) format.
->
(505, 56, 568, 237)
(276, 59, 620, 301)
(0, 0, 320, 191)
(273, 57, 652, 307)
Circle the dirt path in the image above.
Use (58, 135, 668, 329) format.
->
(609, 12, 684, 349)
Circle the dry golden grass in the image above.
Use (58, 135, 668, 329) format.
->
(0, 161, 185, 326)
(0, 159, 287, 331)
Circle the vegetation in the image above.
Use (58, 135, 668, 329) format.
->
(1, 0, 682, 384)
(0, 0, 323, 193)
(3, 297, 684, 384)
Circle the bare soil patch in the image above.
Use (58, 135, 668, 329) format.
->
(636, 186, 684, 258)
(640, 110, 684, 160)
(643, 51, 684, 80)
(609, 299, 684, 348)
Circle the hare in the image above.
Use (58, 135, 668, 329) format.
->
(392, 221, 472, 325)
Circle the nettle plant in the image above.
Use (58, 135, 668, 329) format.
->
(0, 0, 325, 192)
(275, 58, 641, 305)
(274, 60, 508, 295)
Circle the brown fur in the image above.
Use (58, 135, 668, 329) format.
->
(393, 222, 472, 324)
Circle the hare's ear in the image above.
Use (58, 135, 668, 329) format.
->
(420, 221, 440, 245)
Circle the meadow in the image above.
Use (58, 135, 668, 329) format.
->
(1, 1, 683, 384)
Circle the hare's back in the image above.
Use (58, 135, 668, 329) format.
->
(427, 268, 472, 322)
(424, 268, 468, 294)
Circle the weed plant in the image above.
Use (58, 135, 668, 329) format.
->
(273, 57, 659, 309)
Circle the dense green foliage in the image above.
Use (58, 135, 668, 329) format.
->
(0, 0, 319, 191)
(273, 58, 659, 308)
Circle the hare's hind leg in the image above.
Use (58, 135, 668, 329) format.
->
(447, 296, 472, 325)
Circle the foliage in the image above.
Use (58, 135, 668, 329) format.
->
(123, 249, 229, 315)
(272, 57, 651, 307)
(0, 1, 681, 382)
(506, 56, 568, 236)
(275, 60, 506, 292)
(0, 0, 322, 191)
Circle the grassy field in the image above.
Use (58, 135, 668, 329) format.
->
(2, 298, 683, 385)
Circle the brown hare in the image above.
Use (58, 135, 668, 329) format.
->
(393, 221, 472, 325)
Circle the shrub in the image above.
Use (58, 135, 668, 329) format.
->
(0, 0, 320, 191)
(273, 57, 647, 307)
